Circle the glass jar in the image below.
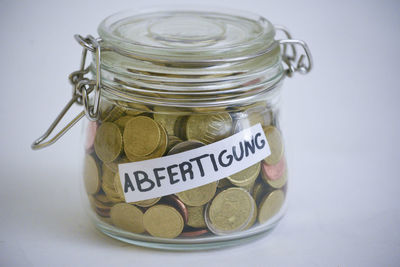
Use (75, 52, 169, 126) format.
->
(32, 8, 312, 250)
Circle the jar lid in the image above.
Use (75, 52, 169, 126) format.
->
(98, 8, 276, 63)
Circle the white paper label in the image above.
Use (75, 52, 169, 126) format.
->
(118, 123, 270, 203)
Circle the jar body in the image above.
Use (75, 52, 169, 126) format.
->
(82, 86, 288, 250)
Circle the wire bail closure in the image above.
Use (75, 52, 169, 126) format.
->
(275, 25, 313, 77)
(31, 35, 102, 150)
(31, 26, 313, 150)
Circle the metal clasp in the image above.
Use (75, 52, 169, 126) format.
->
(31, 35, 102, 150)
(275, 25, 313, 77)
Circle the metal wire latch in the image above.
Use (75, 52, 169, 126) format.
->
(31, 35, 102, 150)
(275, 25, 313, 77)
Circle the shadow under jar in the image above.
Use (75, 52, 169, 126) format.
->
(34, 7, 312, 250)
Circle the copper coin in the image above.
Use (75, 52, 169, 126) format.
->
(164, 195, 188, 224)
(262, 157, 286, 181)
(180, 229, 209, 237)
(85, 121, 98, 152)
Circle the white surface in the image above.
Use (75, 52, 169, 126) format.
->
(1, 0, 399, 266)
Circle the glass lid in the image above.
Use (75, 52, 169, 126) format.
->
(98, 8, 276, 62)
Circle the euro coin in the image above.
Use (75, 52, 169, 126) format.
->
(143, 205, 184, 238)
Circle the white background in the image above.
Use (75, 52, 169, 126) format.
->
(1, 0, 399, 266)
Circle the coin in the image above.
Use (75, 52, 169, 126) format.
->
(216, 178, 232, 189)
(167, 140, 205, 155)
(243, 201, 257, 230)
(176, 182, 218, 207)
(185, 113, 232, 144)
(125, 122, 168, 161)
(102, 105, 126, 122)
(102, 184, 125, 203)
(113, 171, 125, 201)
(258, 190, 285, 224)
(131, 197, 161, 208)
(173, 116, 188, 139)
(239, 180, 256, 192)
(263, 157, 286, 181)
(104, 156, 130, 173)
(94, 122, 123, 163)
(186, 205, 207, 228)
(91, 192, 113, 210)
(148, 123, 168, 158)
(110, 203, 145, 234)
(114, 115, 134, 130)
(101, 169, 125, 203)
(180, 229, 209, 237)
(85, 121, 98, 152)
(263, 126, 284, 165)
(261, 163, 287, 189)
(166, 135, 182, 152)
(206, 188, 256, 234)
(101, 163, 115, 187)
(227, 163, 260, 187)
(252, 180, 268, 204)
(124, 102, 152, 116)
(153, 107, 180, 136)
(143, 204, 184, 238)
(123, 116, 161, 158)
(95, 207, 111, 217)
(164, 195, 189, 224)
(83, 154, 101, 195)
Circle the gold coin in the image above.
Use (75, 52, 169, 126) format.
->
(166, 135, 182, 152)
(94, 122, 123, 163)
(148, 123, 168, 158)
(263, 126, 284, 165)
(114, 115, 134, 130)
(125, 103, 152, 116)
(131, 197, 161, 208)
(113, 171, 125, 201)
(206, 187, 255, 234)
(187, 205, 207, 228)
(239, 180, 256, 192)
(123, 116, 161, 158)
(258, 190, 285, 224)
(104, 156, 130, 173)
(83, 154, 101, 195)
(244, 201, 257, 230)
(227, 163, 260, 187)
(153, 107, 180, 136)
(101, 163, 115, 188)
(110, 203, 145, 234)
(217, 178, 233, 189)
(94, 192, 112, 204)
(101, 168, 125, 203)
(102, 106, 126, 122)
(92, 192, 113, 210)
(185, 113, 232, 144)
(252, 181, 268, 204)
(173, 116, 188, 139)
(167, 140, 205, 155)
(102, 184, 124, 203)
(143, 205, 184, 238)
(176, 182, 217, 207)
(261, 166, 288, 189)
(125, 122, 168, 161)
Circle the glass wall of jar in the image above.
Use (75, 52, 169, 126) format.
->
(34, 7, 312, 250)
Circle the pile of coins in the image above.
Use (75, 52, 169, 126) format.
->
(83, 101, 287, 239)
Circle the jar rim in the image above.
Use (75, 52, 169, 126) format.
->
(97, 7, 276, 63)
(95, 7, 284, 108)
